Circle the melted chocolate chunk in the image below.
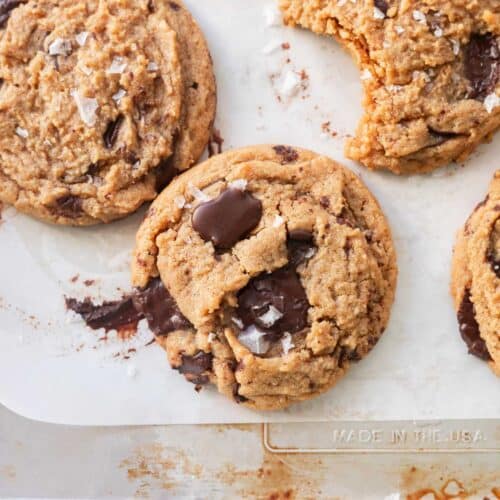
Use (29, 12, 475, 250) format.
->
(54, 195, 83, 218)
(65, 296, 141, 333)
(103, 114, 124, 149)
(237, 268, 309, 338)
(464, 33, 499, 100)
(168, 1, 180, 10)
(457, 290, 492, 361)
(66, 278, 191, 336)
(133, 277, 191, 336)
(155, 157, 178, 191)
(0, 0, 24, 28)
(427, 127, 460, 147)
(374, 0, 388, 15)
(287, 229, 315, 267)
(273, 145, 299, 164)
(178, 352, 213, 376)
(192, 188, 263, 249)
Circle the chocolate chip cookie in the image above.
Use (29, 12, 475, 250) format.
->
(451, 171, 500, 376)
(280, 0, 500, 174)
(0, 0, 215, 225)
(131, 145, 397, 410)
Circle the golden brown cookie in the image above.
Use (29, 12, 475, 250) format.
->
(159, 0, 216, 174)
(280, 0, 500, 174)
(0, 0, 215, 225)
(131, 145, 398, 410)
(451, 170, 500, 375)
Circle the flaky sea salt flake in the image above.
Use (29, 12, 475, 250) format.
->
(107, 56, 127, 75)
(229, 179, 248, 191)
(433, 26, 443, 37)
(412, 10, 426, 24)
(15, 127, 28, 138)
(280, 70, 302, 97)
(273, 215, 284, 227)
(450, 39, 460, 55)
(174, 195, 186, 209)
(395, 25, 405, 35)
(78, 63, 92, 76)
(484, 92, 500, 114)
(49, 38, 72, 56)
(75, 31, 90, 47)
(188, 183, 211, 202)
(258, 305, 283, 328)
(238, 325, 271, 354)
(281, 333, 294, 355)
(373, 7, 385, 19)
(112, 88, 127, 102)
(147, 61, 159, 72)
(70, 89, 99, 127)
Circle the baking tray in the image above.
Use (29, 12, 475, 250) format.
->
(0, 1, 498, 449)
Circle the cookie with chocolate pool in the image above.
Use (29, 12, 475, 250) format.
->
(451, 170, 500, 376)
(131, 145, 398, 410)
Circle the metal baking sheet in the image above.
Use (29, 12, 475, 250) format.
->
(0, 0, 498, 426)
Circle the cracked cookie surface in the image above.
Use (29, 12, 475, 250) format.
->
(0, 0, 215, 225)
(280, 0, 500, 174)
(451, 170, 500, 376)
(132, 145, 397, 410)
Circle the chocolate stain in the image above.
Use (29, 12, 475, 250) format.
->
(66, 277, 191, 338)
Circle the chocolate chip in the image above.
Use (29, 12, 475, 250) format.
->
(178, 352, 213, 376)
(273, 145, 299, 164)
(192, 188, 263, 249)
(320, 196, 330, 208)
(168, 1, 180, 10)
(457, 290, 492, 361)
(65, 296, 141, 333)
(374, 0, 388, 15)
(103, 114, 124, 149)
(464, 33, 499, 100)
(147, 0, 155, 12)
(237, 266, 309, 339)
(54, 195, 83, 218)
(191, 81, 199, 90)
(0, 0, 24, 28)
(133, 277, 191, 336)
